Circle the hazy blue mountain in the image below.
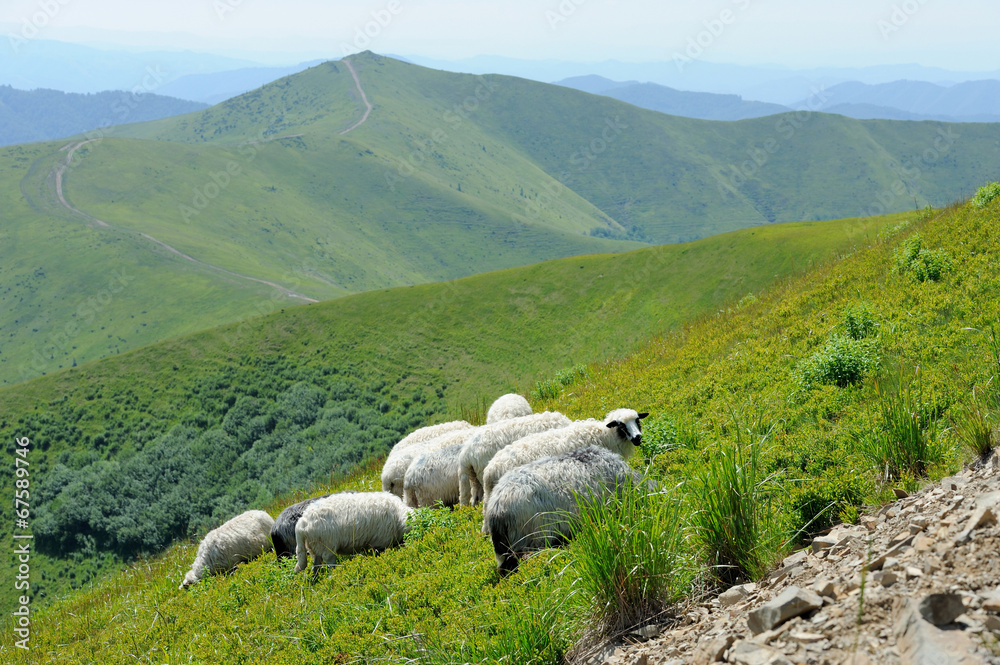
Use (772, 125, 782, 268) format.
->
(158, 60, 325, 104)
(0, 39, 260, 93)
(405, 54, 1000, 105)
(557, 77, 791, 120)
(0, 86, 207, 146)
(797, 80, 1000, 122)
(556, 74, 635, 94)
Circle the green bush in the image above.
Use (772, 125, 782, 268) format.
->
(894, 234, 954, 282)
(788, 476, 866, 542)
(842, 303, 877, 341)
(951, 386, 996, 463)
(404, 506, 461, 544)
(971, 182, 1000, 209)
(794, 334, 880, 391)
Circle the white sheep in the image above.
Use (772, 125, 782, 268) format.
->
(179, 510, 274, 589)
(271, 492, 358, 559)
(384, 394, 531, 499)
(486, 445, 643, 576)
(480, 409, 648, 513)
(403, 442, 465, 508)
(294, 492, 412, 576)
(383, 428, 475, 497)
(389, 419, 473, 454)
(486, 393, 532, 423)
(458, 411, 572, 506)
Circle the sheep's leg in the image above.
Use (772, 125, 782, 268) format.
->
(459, 473, 471, 506)
(469, 473, 484, 506)
(294, 537, 308, 574)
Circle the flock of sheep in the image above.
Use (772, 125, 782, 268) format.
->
(179, 394, 648, 588)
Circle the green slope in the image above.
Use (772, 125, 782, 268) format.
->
(4, 197, 998, 663)
(0, 211, 902, 615)
(4, 53, 999, 389)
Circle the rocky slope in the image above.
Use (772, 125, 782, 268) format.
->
(588, 450, 1000, 665)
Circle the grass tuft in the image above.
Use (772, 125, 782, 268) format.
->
(857, 368, 944, 481)
(569, 480, 693, 636)
(691, 425, 787, 586)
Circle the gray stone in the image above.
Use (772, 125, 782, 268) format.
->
(985, 615, 1000, 633)
(812, 579, 836, 598)
(981, 591, 1000, 613)
(895, 599, 985, 665)
(747, 586, 823, 635)
(720, 585, 751, 608)
(693, 634, 735, 665)
(955, 491, 1000, 543)
(727, 641, 794, 665)
(918, 593, 967, 626)
(812, 535, 838, 552)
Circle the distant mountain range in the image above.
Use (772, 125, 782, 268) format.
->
(0, 86, 207, 146)
(556, 75, 790, 121)
(405, 54, 1000, 106)
(795, 80, 1000, 123)
(558, 75, 1000, 124)
(158, 60, 325, 105)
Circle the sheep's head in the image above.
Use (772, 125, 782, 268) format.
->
(605, 409, 649, 446)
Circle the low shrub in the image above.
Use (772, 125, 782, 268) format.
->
(794, 334, 880, 391)
(971, 182, 1000, 209)
(894, 234, 954, 282)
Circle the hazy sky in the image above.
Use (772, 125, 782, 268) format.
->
(1, 0, 998, 69)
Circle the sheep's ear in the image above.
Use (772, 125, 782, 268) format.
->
(637, 412, 650, 420)
(606, 421, 620, 429)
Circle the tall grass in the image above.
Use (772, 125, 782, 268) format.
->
(857, 368, 943, 481)
(569, 481, 693, 637)
(691, 427, 787, 586)
(952, 384, 996, 463)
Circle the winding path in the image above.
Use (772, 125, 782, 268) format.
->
(48, 141, 318, 303)
(340, 58, 373, 135)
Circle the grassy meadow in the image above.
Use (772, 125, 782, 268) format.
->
(0, 211, 898, 617)
(2, 192, 998, 662)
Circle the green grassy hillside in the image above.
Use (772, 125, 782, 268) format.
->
(4, 53, 999, 388)
(3, 195, 997, 664)
(0, 212, 899, 616)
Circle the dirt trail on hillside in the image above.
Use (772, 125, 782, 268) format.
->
(47, 141, 319, 303)
(340, 58, 373, 135)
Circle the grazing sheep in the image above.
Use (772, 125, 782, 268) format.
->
(486, 393, 532, 424)
(390, 420, 473, 454)
(271, 491, 359, 559)
(403, 442, 465, 508)
(458, 411, 572, 506)
(383, 428, 475, 498)
(180, 510, 274, 589)
(294, 492, 412, 575)
(487, 446, 644, 576)
(481, 409, 648, 512)
(384, 394, 530, 499)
